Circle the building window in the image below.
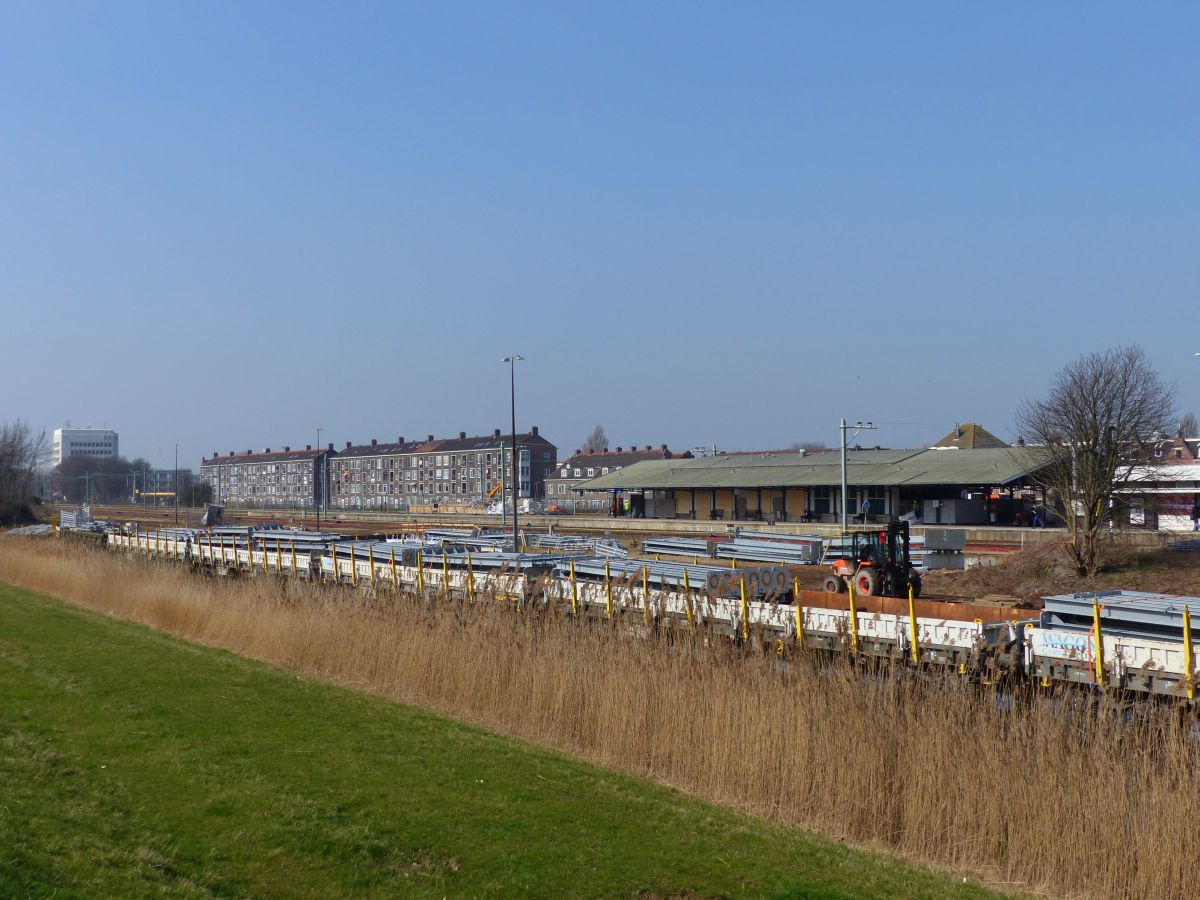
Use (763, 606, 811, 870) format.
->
(813, 487, 831, 515)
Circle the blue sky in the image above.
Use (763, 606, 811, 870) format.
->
(3, 2, 1198, 467)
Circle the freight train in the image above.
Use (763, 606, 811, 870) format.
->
(101, 526, 1200, 701)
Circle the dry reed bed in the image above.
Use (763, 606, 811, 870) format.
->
(2, 539, 1197, 899)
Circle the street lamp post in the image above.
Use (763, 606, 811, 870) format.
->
(315, 427, 323, 530)
(502, 355, 524, 552)
(840, 418, 876, 533)
(174, 443, 179, 526)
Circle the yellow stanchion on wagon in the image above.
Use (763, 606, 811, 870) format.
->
(642, 567, 650, 627)
(1184, 607, 1195, 702)
(739, 573, 749, 642)
(908, 583, 920, 664)
(794, 576, 804, 647)
(569, 558, 578, 616)
(848, 581, 860, 654)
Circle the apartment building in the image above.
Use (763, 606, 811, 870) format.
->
(199, 445, 333, 509)
(330, 427, 557, 510)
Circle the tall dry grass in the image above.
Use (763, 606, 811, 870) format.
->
(2, 538, 1198, 899)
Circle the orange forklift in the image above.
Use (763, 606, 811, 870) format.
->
(822, 519, 922, 598)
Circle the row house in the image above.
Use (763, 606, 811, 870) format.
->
(544, 445, 691, 512)
(330, 427, 557, 510)
(199, 445, 333, 509)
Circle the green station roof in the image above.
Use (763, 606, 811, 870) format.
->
(577, 447, 1049, 492)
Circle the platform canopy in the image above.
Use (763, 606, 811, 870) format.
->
(577, 447, 1050, 492)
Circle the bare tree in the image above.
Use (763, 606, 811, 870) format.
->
(1016, 345, 1175, 576)
(1180, 412, 1198, 437)
(0, 419, 48, 524)
(581, 425, 608, 453)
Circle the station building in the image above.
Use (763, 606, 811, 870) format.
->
(579, 446, 1051, 525)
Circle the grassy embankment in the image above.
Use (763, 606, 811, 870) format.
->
(0, 576, 992, 898)
(5, 538, 1200, 898)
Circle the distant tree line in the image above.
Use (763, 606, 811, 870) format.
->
(0, 420, 48, 524)
(54, 455, 212, 506)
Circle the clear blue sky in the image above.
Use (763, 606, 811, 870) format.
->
(4, 2, 1198, 468)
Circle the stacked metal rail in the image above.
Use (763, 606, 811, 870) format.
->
(253, 529, 346, 550)
(321, 544, 560, 601)
(1027, 590, 1200, 695)
(525, 533, 628, 558)
(1041, 590, 1200, 641)
(640, 536, 717, 558)
(60, 506, 96, 530)
(559, 557, 790, 600)
(714, 530, 824, 565)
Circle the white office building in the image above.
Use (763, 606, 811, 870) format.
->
(53, 428, 119, 465)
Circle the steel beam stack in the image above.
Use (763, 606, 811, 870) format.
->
(1041, 590, 1200, 641)
(525, 533, 628, 557)
(640, 536, 717, 558)
(559, 558, 790, 600)
(714, 530, 824, 565)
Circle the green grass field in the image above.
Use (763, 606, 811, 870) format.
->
(0, 581, 1000, 898)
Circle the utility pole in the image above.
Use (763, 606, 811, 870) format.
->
(315, 427, 323, 530)
(840, 418, 876, 533)
(503, 355, 524, 552)
(174, 443, 179, 526)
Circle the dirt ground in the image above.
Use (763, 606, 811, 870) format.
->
(921, 541, 1200, 607)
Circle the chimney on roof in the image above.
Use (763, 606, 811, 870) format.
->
(493, 428, 501, 438)
(574, 448, 581, 455)
(306, 444, 311, 451)
(644, 445, 651, 451)
(213, 450, 218, 458)
(327, 443, 333, 452)
(588, 449, 594, 455)
(616, 446, 623, 452)
(246, 450, 251, 455)
(345, 441, 352, 449)
(284, 446, 290, 452)
(228, 451, 234, 456)
(531, 425, 539, 436)
(398, 436, 404, 443)
(371, 438, 377, 447)
(661, 444, 668, 451)
(459, 431, 466, 440)
(427, 434, 434, 442)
